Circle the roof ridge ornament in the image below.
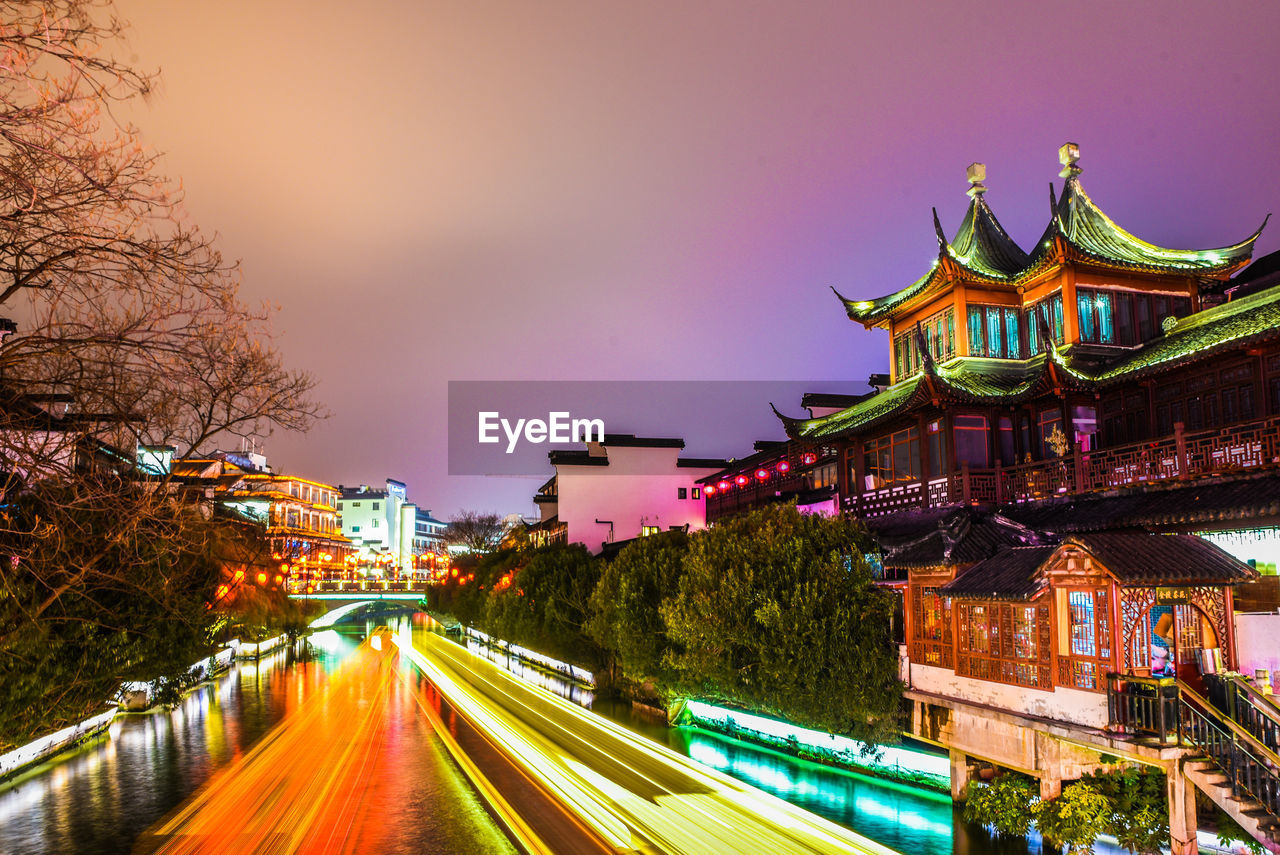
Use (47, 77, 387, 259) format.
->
(931, 207, 948, 251)
(966, 162, 986, 198)
(1058, 141, 1081, 179)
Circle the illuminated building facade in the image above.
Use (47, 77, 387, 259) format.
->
(170, 451, 352, 581)
(701, 144, 1280, 853)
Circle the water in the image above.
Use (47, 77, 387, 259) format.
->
(0, 610, 513, 855)
(0, 608, 1122, 854)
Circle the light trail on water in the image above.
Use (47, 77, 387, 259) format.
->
(395, 627, 902, 855)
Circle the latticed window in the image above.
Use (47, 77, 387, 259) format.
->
(954, 601, 1051, 689)
(910, 586, 953, 668)
(894, 307, 956, 378)
(1060, 588, 1111, 691)
(864, 427, 920, 488)
(967, 305, 1023, 359)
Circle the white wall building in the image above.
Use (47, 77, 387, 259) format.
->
(531, 434, 726, 554)
(337, 479, 408, 570)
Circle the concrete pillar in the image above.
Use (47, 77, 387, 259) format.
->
(949, 750, 971, 802)
(1039, 775, 1062, 800)
(1167, 761, 1198, 855)
(1036, 731, 1062, 800)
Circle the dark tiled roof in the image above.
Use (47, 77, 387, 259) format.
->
(677, 458, 730, 469)
(603, 434, 684, 448)
(549, 450, 608, 466)
(801, 392, 875, 411)
(1067, 533, 1257, 586)
(940, 546, 1056, 601)
(870, 507, 1052, 569)
(1000, 473, 1280, 532)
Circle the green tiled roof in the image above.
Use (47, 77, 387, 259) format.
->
(947, 195, 1030, 280)
(783, 374, 927, 439)
(788, 284, 1280, 441)
(836, 268, 938, 324)
(838, 164, 1266, 327)
(1041, 177, 1266, 275)
(1095, 285, 1280, 383)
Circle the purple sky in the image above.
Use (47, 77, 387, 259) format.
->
(116, 0, 1280, 518)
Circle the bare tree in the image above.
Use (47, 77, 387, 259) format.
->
(0, 1, 322, 746)
(445, 511, 508, 554)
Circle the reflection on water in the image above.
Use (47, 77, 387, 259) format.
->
(465, 639, 595, 707)
(588, 699, 1127, 855)
(0, 608, 513, 855)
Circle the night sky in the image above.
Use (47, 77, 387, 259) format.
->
(116, 0, 1280, 518)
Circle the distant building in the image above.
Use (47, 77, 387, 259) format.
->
(164, 450, 351, 580)
(337, 480, 408, 571)
(529, 434, 726, 554)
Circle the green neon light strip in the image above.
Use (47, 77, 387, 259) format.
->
(675, 700, 950, 792)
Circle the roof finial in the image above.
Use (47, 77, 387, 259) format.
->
(931, 207, 947, 249)
(966, 162, 987, 198)
(1058, 142, 1081, 179)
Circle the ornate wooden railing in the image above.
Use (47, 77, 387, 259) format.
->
(848, 416, 1280, 516)
(1106, 675, 1280, 821)
(1213, 674, 1280, 757)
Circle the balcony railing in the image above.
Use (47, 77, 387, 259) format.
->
(1106, 673, 1181, 744)
(1106, 674, 1280, 822)
(849, 416, 1280, 517)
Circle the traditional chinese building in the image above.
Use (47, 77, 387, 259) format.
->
(170, 451, 353, 583)
(702, 144, 1280, 852)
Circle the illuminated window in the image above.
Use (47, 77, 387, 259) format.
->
(691, 487, 701, 500)
(864, 428, 920, 487)
(641, 525, 660, 536)
(1027, 294, 1065, 353)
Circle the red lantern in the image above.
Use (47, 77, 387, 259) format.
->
(735, 475, 749, 487)
(801, 452, 817, 466)
(718, 480, 731, 491)
(776, 460, 790, 473)
(704, 485, 716, 496)
(755, 468, 769, 481)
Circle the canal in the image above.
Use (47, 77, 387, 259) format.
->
(0, 607, 1114, 854)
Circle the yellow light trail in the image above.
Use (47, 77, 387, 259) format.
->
(141, 632, 417, 854)
(393, 628, 901, 855)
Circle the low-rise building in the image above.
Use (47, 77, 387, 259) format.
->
(529, 434, 726, 553)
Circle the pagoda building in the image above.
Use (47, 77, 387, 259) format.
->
(699, 144, 1280, 853)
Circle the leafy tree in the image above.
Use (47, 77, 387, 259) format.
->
(963, 773, 1038, 838)
(485, 543, 600, 666)
(1033, 782, 1111, 855)
(587, 530, 689, 689)
(1078, 766, 1168, 854)
(0, 477, 230, 749)
(446, 511, 507, 554)
(660, 504, 901, 743)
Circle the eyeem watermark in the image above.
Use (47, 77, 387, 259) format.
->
(478, 411, 605, 454)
